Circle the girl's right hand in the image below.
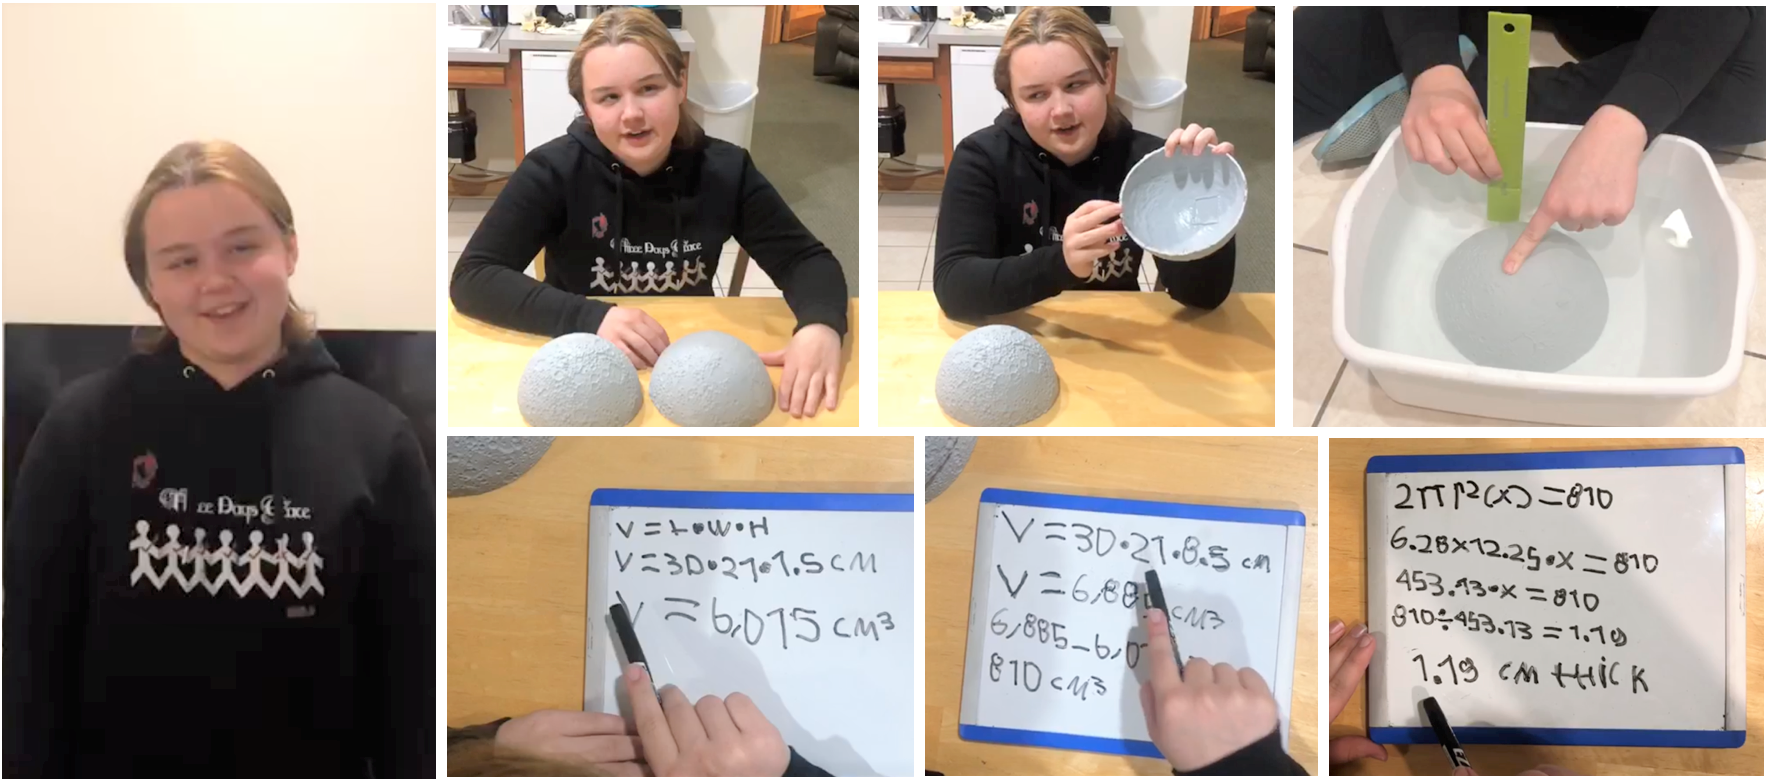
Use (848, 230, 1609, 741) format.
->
(597, 307, 672, 369)
(1061, 200, 1124, 279)
(625, 664, 790, 777)
(1401, 64, 1503, 184)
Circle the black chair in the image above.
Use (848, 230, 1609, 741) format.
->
(1244, 6, 1275, 76)
(814, 6, 859, 83)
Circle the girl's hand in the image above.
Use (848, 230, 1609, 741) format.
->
(1164, 123, 1236, 157)
(759, 324, 842, 418)
(1061, 200, 1124, 278)
(1502, 104, 1645, 273)
(625, 664, 791, 777)
(1401, 64, 1503, 183)
(1139, 607, 1279, 772)
(1327, 619, 1386, 766)
(597, 307, 671, 369)
(494, 709, 646, 776)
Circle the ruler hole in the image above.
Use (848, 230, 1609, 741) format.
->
(1503, 23, 1516, 33)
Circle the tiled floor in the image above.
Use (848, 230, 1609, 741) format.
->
(446, 198, 774, 297)
(1292, 134, 1768, 427)
(877, 192, 1161, 291)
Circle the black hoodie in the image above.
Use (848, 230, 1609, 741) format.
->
(450, 121, 849, 338)
(3, 337, 434, 779)
(932, 110, 1237, 319)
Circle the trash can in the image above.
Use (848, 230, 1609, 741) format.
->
(1116, 78, 1186, 139)
(686, 81, 760, 149)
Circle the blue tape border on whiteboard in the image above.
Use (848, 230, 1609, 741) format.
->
(1369, 726, 1745, 748)
(979, 488, 1305, 526)
(958, 724, 1164, 758)
(1366, 447, 1744, 474)
(590, 489, 912, 512)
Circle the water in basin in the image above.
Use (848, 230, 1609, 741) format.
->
(1354, 161, 1728, 379)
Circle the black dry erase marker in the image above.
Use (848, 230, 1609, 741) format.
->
(1143, 570, 1183, 679)
(1421, 696, 1470, 771)
(610, 603, 657, 696)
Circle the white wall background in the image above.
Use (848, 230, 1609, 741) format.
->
(889, 7, 1195, 168)
(2, 3, 438, 330)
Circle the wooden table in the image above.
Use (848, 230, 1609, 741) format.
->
(447, 299, 859, 427)
(877, 291, 1275, 427)
(927, 436, 1319, 775)
(1328, 438, 1764, 776)
(448, 436, 912, 728)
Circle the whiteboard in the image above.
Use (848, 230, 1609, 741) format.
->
(1364, 448, 1747, 748)
(959, 488, 1306, 758)
(584, 490, 915, 776)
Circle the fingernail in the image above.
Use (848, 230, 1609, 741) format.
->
(1359, 632, 1374, 648)
(1144, 607, 1165, 626)
(1329, 619, 1344, 638)
(625, 664, 642, 681)
(1352, 622, 1367, 638)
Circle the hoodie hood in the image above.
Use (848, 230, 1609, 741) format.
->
(987, 110, 1145, 284)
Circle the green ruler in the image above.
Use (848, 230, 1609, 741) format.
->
(1486, 12, 1530, 222)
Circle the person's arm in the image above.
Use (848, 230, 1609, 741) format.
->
(2, 382, 96, 779)
(734, 151, 849, 338)
(930, 142, 1081, 319)
(1382, 7, 1463, 85)
(362, 424, 437, 779)
(1602, 7, 1754, 142)
(783, 747, 832, 777)
(1178, 728, 1308, 776)
(449, 157, 615, 336)
(1152, 237, 1236, 311)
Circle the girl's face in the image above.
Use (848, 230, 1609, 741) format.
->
(580, 42, 685, 176)
(1008, 40, 1109, 165)
(142, 181, 296, 371)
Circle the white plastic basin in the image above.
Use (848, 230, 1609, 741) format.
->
(1331, 122, 1754, 425)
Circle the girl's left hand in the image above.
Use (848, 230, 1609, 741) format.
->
(1165, 124, 1235, 157)
(759, 324, 842, 419)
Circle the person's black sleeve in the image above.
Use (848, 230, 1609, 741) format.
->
(930, 142, 1081, 319)
(1175, 728, 1309, 776)
(361, 424, 437, 779)
(446, 718, 510, 747)
(783, 746, 833, 777)
(1602, 7, 1754, 141)
(2, 378, 99, 779)
(735, 151, 849, 338)
(449, 156, 615, 336)
(1383, 7, 1464, 85)
(1152, 235, 1236, 310)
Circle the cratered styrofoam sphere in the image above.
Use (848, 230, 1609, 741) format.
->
(1120, 147, 1247, 261)
(925, 436, 977, 501)
(1435, 223, 1608, 373)
(447, 436, 555, 497)
(517, 333, 643, 427)
(935, 325, 1058, 427)
(648, 331, 775, 427)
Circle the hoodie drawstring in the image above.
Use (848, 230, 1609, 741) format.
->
(609, 162, 626, 273)
(666, 165, 682, 268)
(1036, 152, 1052, 241)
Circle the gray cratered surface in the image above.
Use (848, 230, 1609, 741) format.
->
(1120, 147, 1247, 261)
(517, 333, 643, 427)
(649, 331, 775, 427)
(925, 436, 978, 501)
(936, 325, 1058, 427)
(1435, 223, 1608, 373)
(447, 436, 555, 497)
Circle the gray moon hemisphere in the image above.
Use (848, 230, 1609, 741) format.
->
(936, 325, 1058, 427)
(925, 436, 978, 500)
(1435, 223, 1609, 373)
(1120, 147, 1247, 261)
(649, 330, 776, 427)
(447, 436, 556, 497)
(517, 333, 643, 427)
